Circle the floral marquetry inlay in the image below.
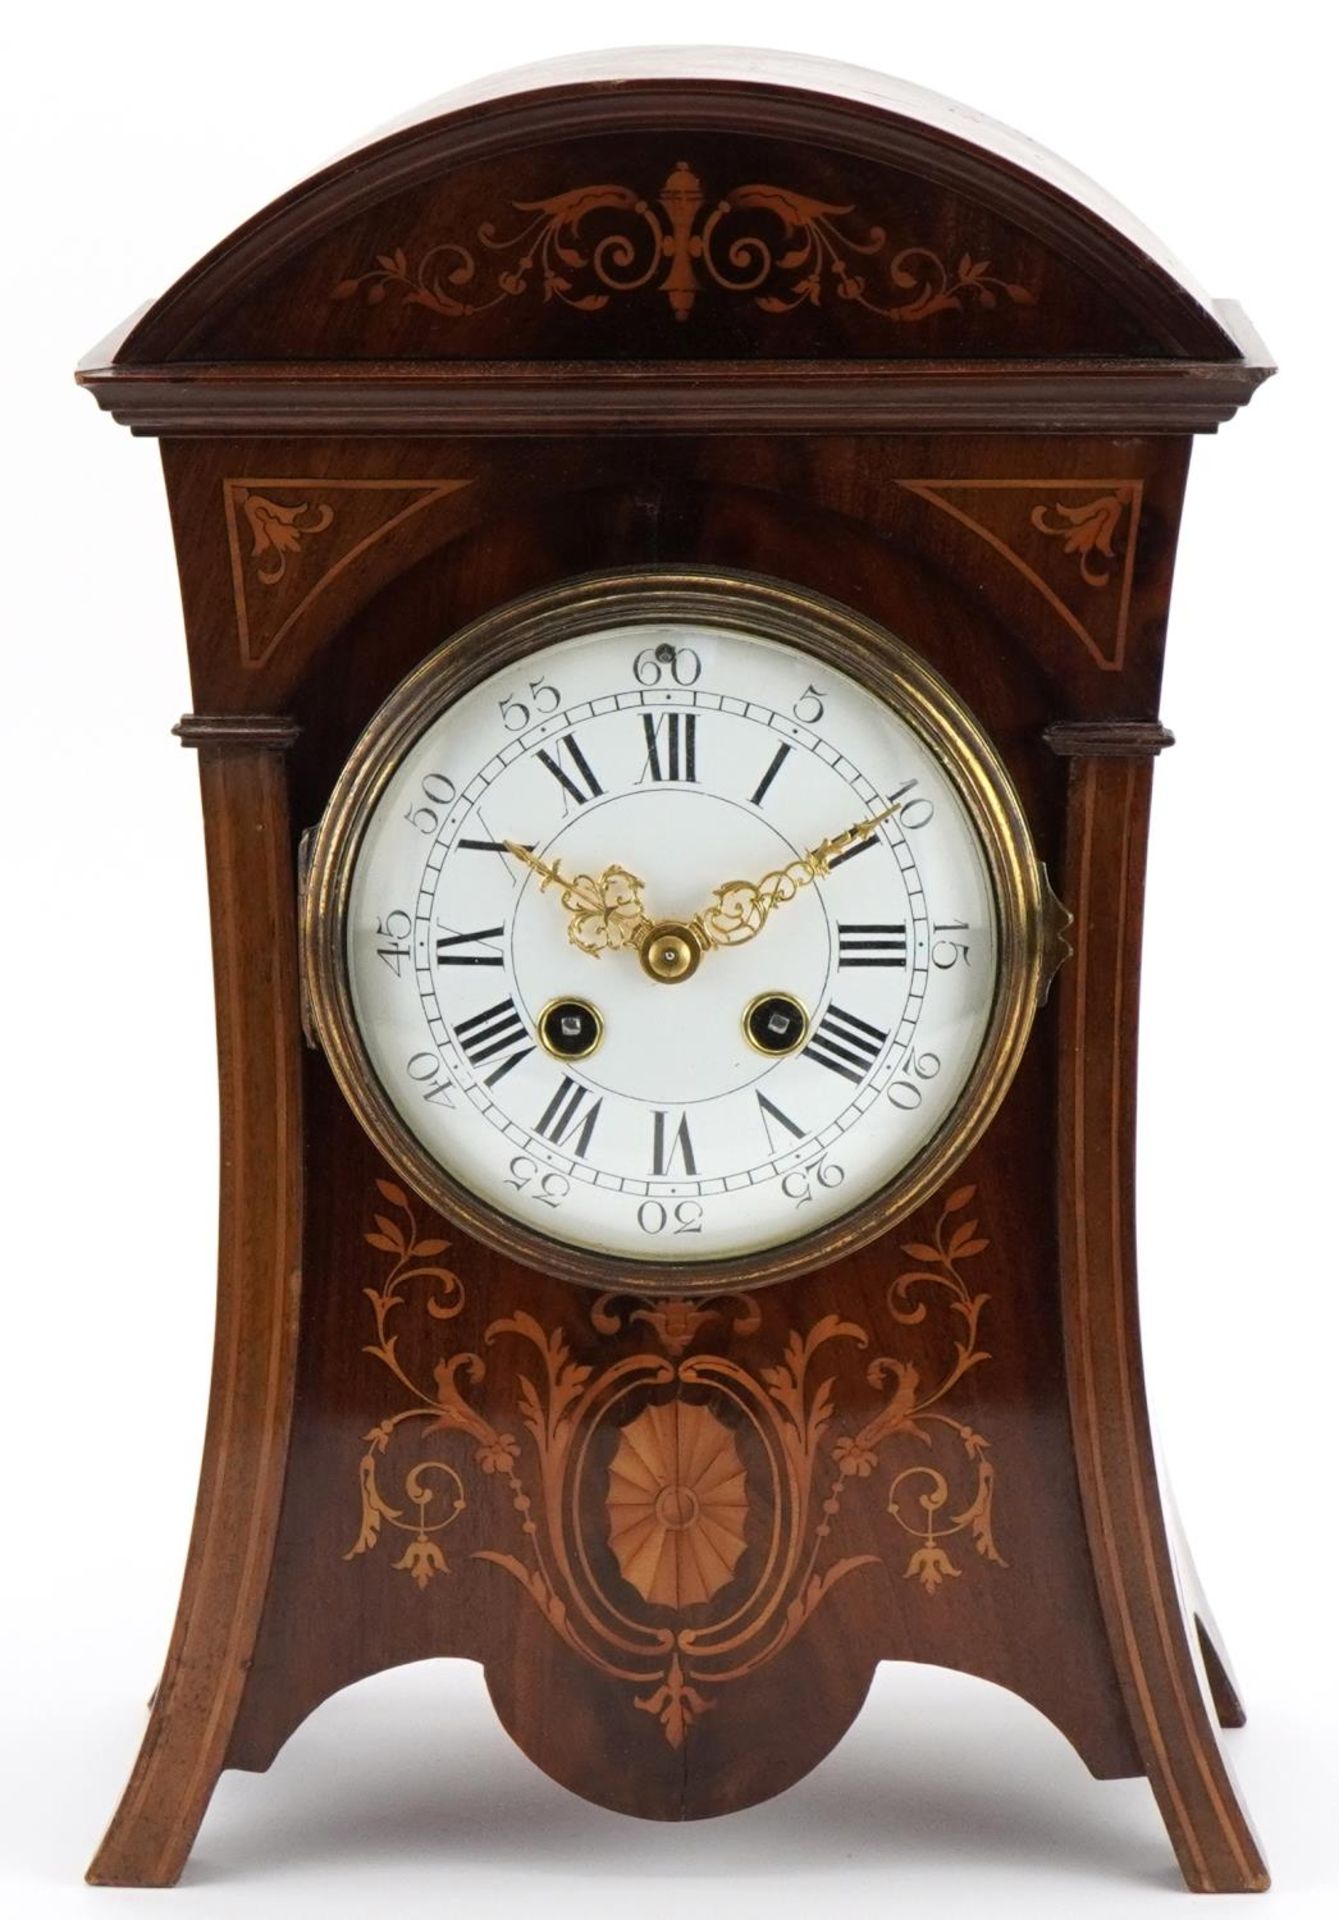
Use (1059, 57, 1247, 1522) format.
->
(223, 477, 472, 668)
(898, 479, 1144, 670)
(332, 161, 1039, 331)
(238, 492, 333, 584)
(347, 1180, 1008, 1748)
(1030, 491, 1131, 587)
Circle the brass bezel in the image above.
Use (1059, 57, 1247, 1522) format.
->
(537, 996, 604, 1062)
(743, 990, 812, 1057)
(303, 565, 1057, 1296)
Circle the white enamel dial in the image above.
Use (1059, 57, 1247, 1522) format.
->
(336, 610, 1010, 1267)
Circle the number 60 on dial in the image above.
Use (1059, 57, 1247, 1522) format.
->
(303, 569, 1066, 1292)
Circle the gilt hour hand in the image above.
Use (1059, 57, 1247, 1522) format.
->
(691, 801, 899, 951)
(504, 842, 651, 956)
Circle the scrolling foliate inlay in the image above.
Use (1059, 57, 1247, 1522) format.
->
(223, 477, 472, 668)
(331, 161, 1038, 329)
(1030, 493, 1132, 588)
(347, 1180, 1007, 1747)
(590, 1290, 762, 1356)
(238, 492, 334, 585)
(898, 480, 1143, 671)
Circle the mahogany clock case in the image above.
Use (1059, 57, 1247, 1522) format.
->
(75, 48, 1273, 1894)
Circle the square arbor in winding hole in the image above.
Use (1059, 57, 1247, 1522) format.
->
(79, 48, 1273, 1892)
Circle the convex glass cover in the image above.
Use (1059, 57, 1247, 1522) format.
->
(304, 572, 1051, 1287)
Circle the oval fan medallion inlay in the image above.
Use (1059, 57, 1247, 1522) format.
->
(606, 1400, 748, 1608)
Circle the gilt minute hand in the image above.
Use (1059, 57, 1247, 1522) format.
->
(691, 801, 900, 952)
(503, 842, 652, 956)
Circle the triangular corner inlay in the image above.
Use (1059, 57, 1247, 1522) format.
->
(224, 476, 472, 668)
(898, 479, 1143, 670)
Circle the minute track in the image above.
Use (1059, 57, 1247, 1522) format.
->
(340, 606, 1001, 1268)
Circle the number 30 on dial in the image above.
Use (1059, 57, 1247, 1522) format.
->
(304, 570, 1060, 1291)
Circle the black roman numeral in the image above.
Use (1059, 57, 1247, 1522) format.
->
(749, 742, 791, 807)
(803, 1004, 889, 1084)
(827, 786, 921, 868)
(454, 812, 533, 887)
(435, 925, 505, 967)
(535, 1077, 603, 1157)
(640, 711, 698, 783)
(536, 734, 603, 807)
(837, 922, 907, 968)
(453, 997, 534, 1086)
(756, 1090, 806, 1153)
(651, 1109, 698, 1177)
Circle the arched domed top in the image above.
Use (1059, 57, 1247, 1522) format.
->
(81, 47, 1270, 433)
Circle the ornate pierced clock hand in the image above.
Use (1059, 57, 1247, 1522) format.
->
(691, 801, 900, 951)
(803, 798, 903, 873)
(503, 841, 652, 956)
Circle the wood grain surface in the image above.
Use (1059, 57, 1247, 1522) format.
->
(79, 49, 1270, 1890)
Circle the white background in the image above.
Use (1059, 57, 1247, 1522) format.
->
(2, 3, 1334, 1914)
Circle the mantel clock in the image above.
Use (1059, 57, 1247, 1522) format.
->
(78, 49, 1274, 1892)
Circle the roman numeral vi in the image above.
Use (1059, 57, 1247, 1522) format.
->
(651, 1110, 698, 1177)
